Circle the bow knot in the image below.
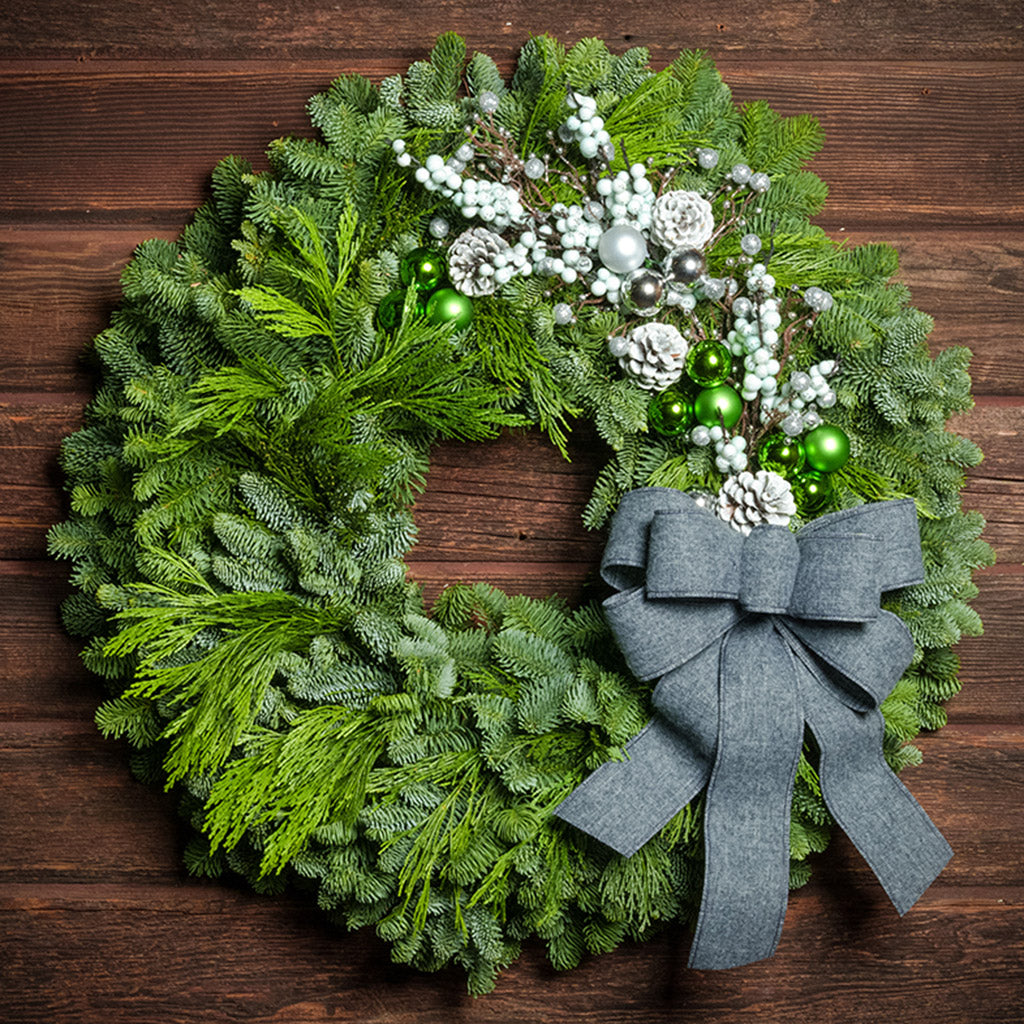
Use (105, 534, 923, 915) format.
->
(739, 524, 800, 613)
(556, 487, 952, 971)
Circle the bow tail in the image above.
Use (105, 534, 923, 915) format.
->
(796, 666, 953, 914)
(688, 618, 804, 970)
(554, 642, 722, 858)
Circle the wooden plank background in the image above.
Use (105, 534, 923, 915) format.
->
(1, 3, 1022, 1021)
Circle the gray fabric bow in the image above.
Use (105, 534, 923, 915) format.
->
(555, 487, 952, 970)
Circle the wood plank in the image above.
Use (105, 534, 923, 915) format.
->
(1, 712, 1021, 885)
(0, 721, 182, 884)
(4, 403, 1020, 561)
(0, 227, 177, 394)
(0, 63, 1021, 226)
(0, 1, 1020, 61)
(0, 882, 1020, 1023)
(3, 226, 1021, 394)
(1, 560, 1019, 724)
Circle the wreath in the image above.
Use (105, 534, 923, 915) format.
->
(49, 34, 992, 992)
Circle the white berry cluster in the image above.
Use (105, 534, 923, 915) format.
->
(726, 283, 782, 404)
(558, 91, 613, 160)
(594, 164, 655, 229)
(393, 140, 529, 231)
(689, 423, 750, 473)
(763, 361, 838, 436)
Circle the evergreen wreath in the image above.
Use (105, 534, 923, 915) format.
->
(49, 34, 993, 993)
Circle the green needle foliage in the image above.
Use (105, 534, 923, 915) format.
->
(48, 34, 991, 994)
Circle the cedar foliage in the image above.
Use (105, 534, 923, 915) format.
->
(48, 35, 991, 993)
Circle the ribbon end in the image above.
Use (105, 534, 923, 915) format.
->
(553, 718, 709, 858)
(889, 836, 954, 917)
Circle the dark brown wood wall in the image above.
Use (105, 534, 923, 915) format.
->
(1, 3, 1022, 1021)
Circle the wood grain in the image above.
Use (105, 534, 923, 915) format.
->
(1, 719, 1019, 887)
(0, 885, 1020, 1024)
(3, 226, 1022, 393)
(0, 62, 1021, 226)
(2, 5, 1022, 1022)
(1, 0, 1020, 60)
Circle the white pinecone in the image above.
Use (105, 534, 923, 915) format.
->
(448, 227, 511, 296)
(608, 322, 688, 391)
(716, 470, 796, 535)
(650, 190, 715, 251)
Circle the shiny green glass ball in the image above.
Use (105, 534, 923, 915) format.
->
(685, 340, 732, 388)
(400, 246, 447, 291)
(425, 288, 474, 330)
(803, 424, 850, 473)
(758, 433, 806, 476)
(792, 470, 833, 514)
(376, 289, 413, 331)
(648, 389, 694, 436)
(693, 384, 743, 430)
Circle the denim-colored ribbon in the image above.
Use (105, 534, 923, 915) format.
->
(555, 487, 952, 970)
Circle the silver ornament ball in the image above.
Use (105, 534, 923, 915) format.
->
(597, 224, 648, 275)
(622, 267, 666, 317)
(663, 247, 706, 286)
(428, 217, 450, 239)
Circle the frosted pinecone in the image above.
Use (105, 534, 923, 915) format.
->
(448, 227, 512, 296)
(608, 322, 688, 391)
(716, 470, 796, 535)
(650, 190, 715, 251)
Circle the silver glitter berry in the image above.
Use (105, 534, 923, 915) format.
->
(696, 148, 719, 169)
(478, 91, 500, 114)
(552, 302, 575, 326)
(428, 217, 450, 239)
(701, 277, 727, 301)
(524, 157, 545, 179)
(740, 233, 762, 256)
(730, 163, 751, 184)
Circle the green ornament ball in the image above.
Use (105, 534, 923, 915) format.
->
(400, 246, 447, 291)
(803, 424, 850, 473)
(693, 384, 743, 430)
(758, 433, 806, 476)
(376, 289, 411, 331)
(426, 287, 474, 330)
(648, 389, 694, 436)
(685, 340, 732, 388)
(792, 470, 834, 514)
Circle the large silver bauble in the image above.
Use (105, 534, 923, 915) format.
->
(622, 267, 666, 317)
(597, 224, 648, 275)
(663, 247, 706, 286)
